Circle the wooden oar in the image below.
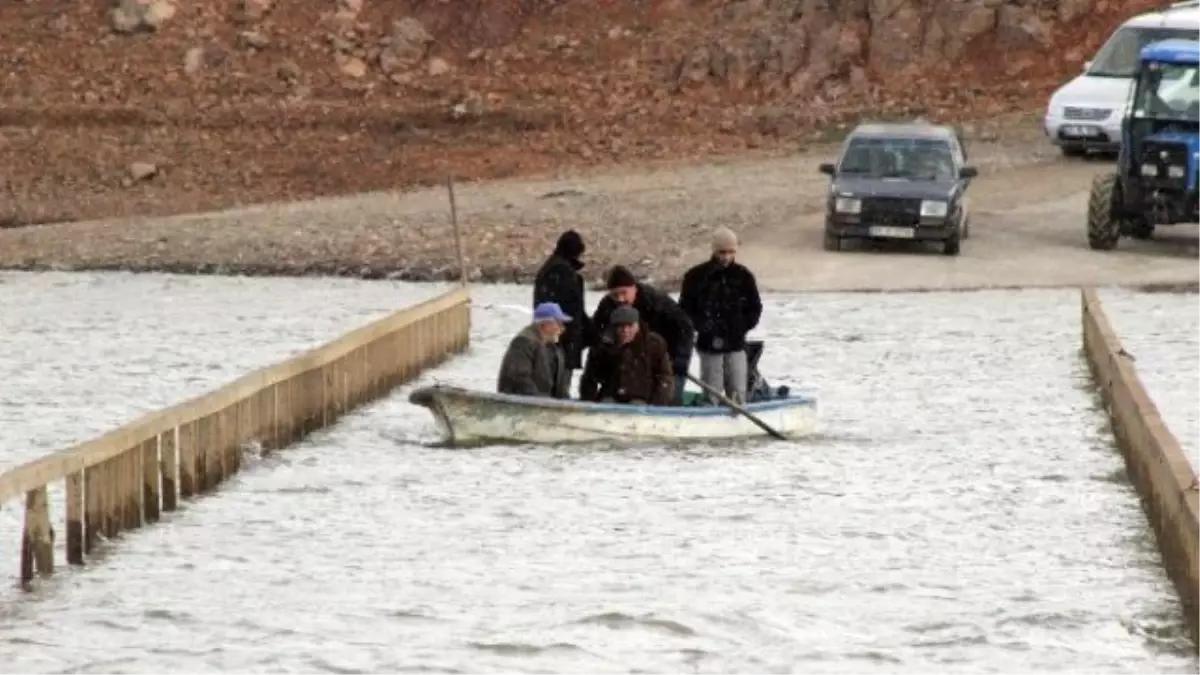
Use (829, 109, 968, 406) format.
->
(685, 373, 787, 441)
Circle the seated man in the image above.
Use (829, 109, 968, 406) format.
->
(579, 306, 675, 406)
(496, 302, 572, 399)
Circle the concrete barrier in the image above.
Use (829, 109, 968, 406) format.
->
(1081, 288, 1199, 645)
(0, 286, 471, 588)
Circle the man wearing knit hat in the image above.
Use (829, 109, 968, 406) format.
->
(591, 265, 695, 405)
(533, 230, 593, 382)
(678, 226, 763, 405)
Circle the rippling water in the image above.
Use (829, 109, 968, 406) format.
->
(0, 274, 1195, 673)
(1098, 289, 1199, 471)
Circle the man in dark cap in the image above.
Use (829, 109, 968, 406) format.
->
(591, 265, 694, 405)
(579, 305, 675, 406)
(533, 230, 593, 385)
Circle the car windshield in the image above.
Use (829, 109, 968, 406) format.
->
(838, 137, 956, 180)
(1087, 26, 1197, 78)
(1132, 62, 1200, 121)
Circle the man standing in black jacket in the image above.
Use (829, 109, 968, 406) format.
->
(678, 227, 763, 405)
(533, 230, 593, 386)
(592, 265, 695, 405)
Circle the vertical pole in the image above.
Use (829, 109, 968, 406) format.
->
(447, 174, 467, 286)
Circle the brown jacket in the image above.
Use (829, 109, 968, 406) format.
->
(579, 324, 675, 405)
(497, 325, 571, 398)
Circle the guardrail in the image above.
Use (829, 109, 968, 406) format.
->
(1080, 288, 1199, 645)
(0, 286, 471, 588)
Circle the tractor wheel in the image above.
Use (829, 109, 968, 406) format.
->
(1087, 173, 1122, 251)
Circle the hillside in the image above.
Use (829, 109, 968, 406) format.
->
(1, 0, 1162, 226)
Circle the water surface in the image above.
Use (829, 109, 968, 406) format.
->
(0, 274, 1194, 673)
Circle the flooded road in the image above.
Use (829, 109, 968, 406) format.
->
(0, 273, 1195, 673)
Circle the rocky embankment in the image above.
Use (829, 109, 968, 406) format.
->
(0, 0, 1161, 281)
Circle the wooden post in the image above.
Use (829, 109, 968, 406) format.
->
(179, 421, 197, 498)
(213, 410, 227, 487)
(161, 428, 178, 511)
(447, 174, 468, 286)
(84, 465, 101, 554)
(196, 416, 211, 492)
(66, 471, 84, 565)
(103, 457, 120, 538)
(142, 438, 160, 523)
(21, 486, 53, 587)
(123, 448, 142, 530)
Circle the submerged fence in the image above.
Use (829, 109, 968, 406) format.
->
(1080, 288, 1199, 645)
(0, 286, 471, 588)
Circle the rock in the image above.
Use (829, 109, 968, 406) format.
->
(338, 55, 367, 78)
(450, 90, 485, 120)
(1058, 0, 1093, 22)
(110, 0, 176, 34)
(234, 0, 272, 23)
(427, 57, 450, 76)
(995, 5, 1052, 48)
(378, 17, 432, 74)
(183, 46, 205, 75)
(128, 162, 158, 183)
(238, 30, 270, 50)
(277, 59, 302, 82)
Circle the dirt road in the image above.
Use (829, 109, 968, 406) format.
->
(1, 126, 1195, 291)
(738, 156, 1200, 292)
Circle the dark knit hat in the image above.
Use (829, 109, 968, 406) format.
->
(605, 265, 637, 289)
(553, 230, 585, 259)
(612, 306, 639, 325)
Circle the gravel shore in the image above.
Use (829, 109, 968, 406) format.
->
(0, 117, 1064, 289)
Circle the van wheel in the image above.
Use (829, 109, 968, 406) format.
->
(823, 232, 841, 251)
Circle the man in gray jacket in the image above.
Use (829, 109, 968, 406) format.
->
(497, 302, 574, 399)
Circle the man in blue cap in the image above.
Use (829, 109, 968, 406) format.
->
(497, 301, 574, 399)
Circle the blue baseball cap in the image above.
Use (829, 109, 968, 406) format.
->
(533, 302, 573, 323)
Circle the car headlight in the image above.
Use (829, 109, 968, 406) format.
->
(835, 197, 861, 214)
(1168, 165, 1185, 179)
(1142, 163, 1159, 177)
(920, 200, 948, 218)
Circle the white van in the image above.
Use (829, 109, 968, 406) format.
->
(1042, 1, 1200, 156)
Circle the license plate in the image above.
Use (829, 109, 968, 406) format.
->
(869, 226, 915, 239)
(1062, 125, 1101, 137)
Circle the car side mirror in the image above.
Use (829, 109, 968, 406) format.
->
(958, 166, 978, 179)
(818, 162, 835, 176)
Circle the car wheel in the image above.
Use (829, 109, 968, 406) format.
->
(1061, 145, 1087, 158)
(823, 231, 841, 252)
(962, 216, 971, 240)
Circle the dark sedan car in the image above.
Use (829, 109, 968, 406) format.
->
(819, 122, 979, 255)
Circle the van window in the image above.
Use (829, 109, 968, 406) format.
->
(1086, 26, 1196, 78)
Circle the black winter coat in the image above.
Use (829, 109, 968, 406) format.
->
(533, 254, 593, 369)
(592, 282, 695, 372)
(678, 258, 763, 353)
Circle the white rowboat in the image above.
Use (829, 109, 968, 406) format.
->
(407, 384, 818, 446)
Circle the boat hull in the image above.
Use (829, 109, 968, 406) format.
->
(408, 385, 818, 445)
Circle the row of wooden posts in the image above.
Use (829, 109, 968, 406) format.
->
(4, 176, 474, 590)
(3, 287, 472, 589)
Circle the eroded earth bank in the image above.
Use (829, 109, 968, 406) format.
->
(1, 0, 1196, 289)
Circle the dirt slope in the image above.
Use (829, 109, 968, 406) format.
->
(0, 0, 1163, 227)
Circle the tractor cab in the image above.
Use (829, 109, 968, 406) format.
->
(1087, 39, 1200, 249)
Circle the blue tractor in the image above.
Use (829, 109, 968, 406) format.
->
(1087, 38, 1199, 249)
